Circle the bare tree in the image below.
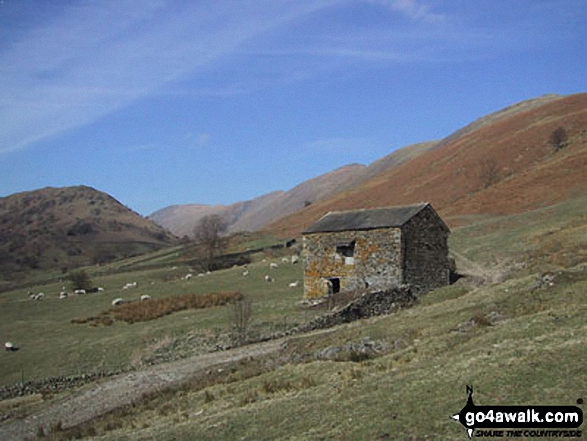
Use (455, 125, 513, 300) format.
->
(193, 214, 227, 271)
(549, 126, 568, 152)
(231, 298, 252, 345)
(479, 159, 501, 189)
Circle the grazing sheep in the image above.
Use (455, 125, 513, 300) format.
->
(281, 257, 290, 263)
(59, 292, 68, 299)
(264, 275, 274, 283)
(112, 298, 125, 306)
(243, 270, 249, 276)
(74, 289, 86, 295)
(197, 273, 205, 277)
(5, 342, 19, 352)
(184, 273, 193, 280)
(140, 294, 151, 302)
(122, 282, 137, 290)
(288, 281, 299, 288)
(97, 287, 105, 292)
(291, 255, 299, 264)
(33, 293, 45, 300)
(269, 263, 278, 269)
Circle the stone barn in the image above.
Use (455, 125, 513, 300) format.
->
(302, 203, 450, 299)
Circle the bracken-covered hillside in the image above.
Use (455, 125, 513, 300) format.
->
(266, 93, 587, 237)
(0, 185, 177, 277)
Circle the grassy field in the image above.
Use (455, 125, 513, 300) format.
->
(0, 246, 311, 387)
(1, 195, 586, 440)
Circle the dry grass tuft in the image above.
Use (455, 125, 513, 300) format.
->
(73, 291, 244, 325)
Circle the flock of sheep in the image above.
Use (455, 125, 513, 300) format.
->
(7, 254, 303, 353)
(245, 254, 300, 288)
(25, 253, 302, 305)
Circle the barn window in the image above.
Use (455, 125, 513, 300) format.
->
(336, 240, 355, 257)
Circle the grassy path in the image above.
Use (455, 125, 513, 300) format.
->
(0, 339, 283, 441)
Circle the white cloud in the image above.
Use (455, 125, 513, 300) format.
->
(0, 0, 337, 153)
(374, 0, 445, 23)
(184, 132, 212, 148)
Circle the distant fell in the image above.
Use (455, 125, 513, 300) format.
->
(265, 93, 587, 238)
(148, 191, 286, 239)
(149, 164, 370, 238)
(0, 185, 177, 277)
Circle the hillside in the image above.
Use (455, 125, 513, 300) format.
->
(150, 142, 441, 238)
(266, 93, 587, 238)
(1, 190, 586, 439)
(149, 164, 369, 238)
(227, 163, 368, 233)
(0, 186, 177, 277)
(148, 191, 286, 239)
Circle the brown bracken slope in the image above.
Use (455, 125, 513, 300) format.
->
(266, 93, 587, 238)
(0, 186, 178, 276)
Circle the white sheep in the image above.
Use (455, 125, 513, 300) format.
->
(34, 293, 45, 300)
(269, 263, 278, 269)
(264, 275, 274, 283)
(291, 255, 299, 264)
(281, 257, 290, 263)
(288, 281, 299, 288)
(140, 294, 152, 302)
(184, 273, 193, 280)
(122, 282, 137, 290)
(198, 273, 205, 277)
(243, 270, 249, 276)
(5, 341, 19, 352)
(59, 292, 68, 299)
(74, 289, 86, 295)
(97, 287, 105, 292)
(112, 298, 125, 306)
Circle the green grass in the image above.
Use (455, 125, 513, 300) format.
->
(0, 253, 310, 386)
(56, 265, 587, 441)
(3, 195, 587, 440)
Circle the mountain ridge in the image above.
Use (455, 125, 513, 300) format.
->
(264, 92, 587, 238)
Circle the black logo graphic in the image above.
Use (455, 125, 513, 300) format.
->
(452, 386, 583, 438)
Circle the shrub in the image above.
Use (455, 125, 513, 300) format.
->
(67, 269, 93, 291)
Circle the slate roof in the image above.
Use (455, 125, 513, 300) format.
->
(303, 203, 432, 234)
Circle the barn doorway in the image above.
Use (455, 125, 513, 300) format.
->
(329, 277, 341, 294)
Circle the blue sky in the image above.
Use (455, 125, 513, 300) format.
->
(0, 0, 585, 215)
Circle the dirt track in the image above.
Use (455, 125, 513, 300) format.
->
(0, 339, 283, 441)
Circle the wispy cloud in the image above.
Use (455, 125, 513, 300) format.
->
(372, 0, 445, 23)
(184, 132, 212, 148)
(0, 0, 337, 153)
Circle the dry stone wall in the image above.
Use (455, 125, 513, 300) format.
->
(294, 285, 416, 333)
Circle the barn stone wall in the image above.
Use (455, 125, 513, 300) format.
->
(402, 205, 450, 294)
(303, 228, 403, 299)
